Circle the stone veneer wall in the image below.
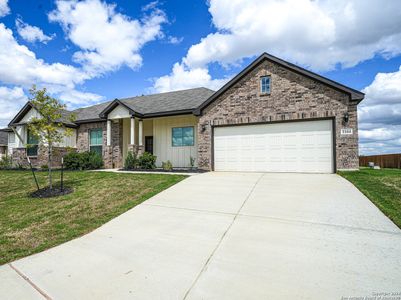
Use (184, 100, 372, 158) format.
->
(127, 144, 144, 156)
(11, 145, 74, 168)
(76, 120, 123, 169)
(197, 59, 359, 171)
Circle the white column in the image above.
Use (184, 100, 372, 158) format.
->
(138, 120, 143, 146)
(130, 117, 135, 145)
(106, 120, 111, 146)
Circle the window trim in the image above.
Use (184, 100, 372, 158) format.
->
(260, 75, 271, 95)
(26, 129, 39, 157)
(89, 128, 103, 155)
(171, 126, 195, 147)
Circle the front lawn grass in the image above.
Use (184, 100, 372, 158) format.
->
(0, 170, 186, 265)
(338, 168, 401, 228)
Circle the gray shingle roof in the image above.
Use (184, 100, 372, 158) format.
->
(73, 87, 214, 122)
(73, 101, 113, 122)
(120, 87, 215, 115)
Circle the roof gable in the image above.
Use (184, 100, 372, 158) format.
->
(99, 99, 143, 119)
(8, 102, 34, 126)
(8, 101, 77, 127)
(194, 53, 365, 115)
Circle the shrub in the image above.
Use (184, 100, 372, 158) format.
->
(41, 164, 49, 170)
(63, 152, 81, 170)
(124, 151, 138, 169)
(64, 151, 103, 170)
(162, 160, 173, 171)
(88, 152, 104, 169)
(138, 152, 156, 169)
(0, 156, 12, 170)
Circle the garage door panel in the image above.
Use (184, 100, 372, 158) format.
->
(214, 120, 333, 173)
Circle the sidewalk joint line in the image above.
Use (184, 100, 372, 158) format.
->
(9, 263, 52, 300)
(238, 213, 401, 236)
(182, 173, 265, 300)
(144, 202, 400, 236)
(142, 203, 237, 216)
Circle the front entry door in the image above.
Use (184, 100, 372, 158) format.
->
(145, 136, 153, 154)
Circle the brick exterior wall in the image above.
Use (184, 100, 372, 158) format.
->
(11, 145, 73, 168)
(11, 148, 28, 167)
(198, 59, 359, 171)
(76, 120, 123, 169)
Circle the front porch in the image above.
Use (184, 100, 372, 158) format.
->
(103, 114, 198, 169)
(104, 117, 151, 169)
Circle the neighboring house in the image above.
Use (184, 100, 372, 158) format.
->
(6, 53, 364, 173)
(0, 129, 8, 159)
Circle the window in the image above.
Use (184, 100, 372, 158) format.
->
(90, 128, 103, 155)
(172, 127, 194, 147)
(27, 130, 38, 156)
(260, 76, 271, 94)
(8, 132, 15, 144)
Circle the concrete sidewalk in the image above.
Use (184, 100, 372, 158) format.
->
(1, 172, 400, 299)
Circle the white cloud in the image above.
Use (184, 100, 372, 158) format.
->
(0, 23, 103, 123)
(184, 0, 401, 71)
(16, 18, 54, 43)
(167, 36, 183, 45)
(362, 66, 401, 106)
(1, 1, 168, 126)
(358, 66, 401, 155)
(49, 0, 167, 77)
(0, 86, 28, 127)
(57, 89, 105, 107)
(0, 23, 87, 88)
(0, 0, 10, 17)
(154, 0, 401, 93)
(153, 62, 229, 92)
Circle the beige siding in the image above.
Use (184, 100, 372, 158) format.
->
(153, 115, 198, 168)
(7, 132, 16, 155)
(109, 105, 130, 119)
(122, 118, 130, 161)
(143, 119, 153, 143)
(21, 107, 41, 123)
(11, 124, 76, 148)
(56, 128, 77, 148)
(15, 125, 26, 147)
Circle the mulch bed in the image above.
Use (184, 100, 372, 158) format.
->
(30, 186, 74, 198)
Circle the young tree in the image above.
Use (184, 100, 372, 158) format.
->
(27, 86, 75, 190)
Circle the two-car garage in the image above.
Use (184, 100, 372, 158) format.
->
(213, 119, 334, 173)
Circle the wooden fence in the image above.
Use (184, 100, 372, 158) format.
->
(359, 153, 401, 169)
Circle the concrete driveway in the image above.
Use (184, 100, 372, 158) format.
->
(1, 172, 401, 299)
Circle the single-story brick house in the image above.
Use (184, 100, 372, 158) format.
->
(6, 53, 364, 173)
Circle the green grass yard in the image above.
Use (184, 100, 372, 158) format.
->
(339, 168, 401, 228)
(0, 170, 186, 265)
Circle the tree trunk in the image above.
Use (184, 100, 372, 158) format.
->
(48, 142, 52, 190)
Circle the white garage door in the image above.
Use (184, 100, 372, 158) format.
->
(213, 120, 333, 173)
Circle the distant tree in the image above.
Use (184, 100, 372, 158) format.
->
(27, 86, 75, 190)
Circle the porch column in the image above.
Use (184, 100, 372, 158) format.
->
(106, 119, 111, 146)
(138, 119, 143, 146)
(130, 116, 135, 145)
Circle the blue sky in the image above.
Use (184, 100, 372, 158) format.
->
(0, 0, 401, 154)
